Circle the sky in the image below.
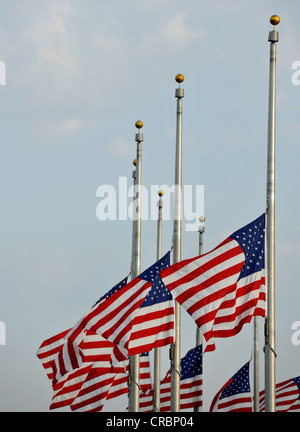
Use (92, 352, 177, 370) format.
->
(0, 0, 300, 412)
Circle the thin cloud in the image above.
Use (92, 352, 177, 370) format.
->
(30, 1, 74, 69)
(107, 136, 133, 158)
(31, 117, 90, 145)
(162, 12, 205, 48)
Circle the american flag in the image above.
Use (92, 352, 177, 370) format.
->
(138, 352, 152, 392)
(37, 276, 129, 385)
(259, 376, 300, 412)
(67, 251, 174, 364)
(37, 251, 173, 410)
(67, 369, 118, 412)
(127, 255, 174, 356)
(52, 352, 152, 412)
(160, 214, 266, 351)
(37, 328, 127, 411)
(106, 351, 152, 406)
(59, 330, 129, 412)
(68, 351, 152, 412)
(210, 361, 253, 412)
(37, 327, 152, 411)
(139, 345, 203, 412)
(37, 328, 70, 381)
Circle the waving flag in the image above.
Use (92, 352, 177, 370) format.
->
(138, 352, 152, 391)
(37, 328, 127, 410)
(161, 214, 266, 351)
(259, 376, 300, 412)
(210, 361, 253, 412)
(106, 351, 152, 404)
(60, 330, 128, 411)
(139, 345, 203, 412)
(127, 260, 174, 356)
(37, 328, 70, 381)
(37, 330, 152, 412)
(37, 253, 173, 410)
(62, 369, 116, 412)
(67, 251, 173, 363)
(54, 351, 151, 412)
(37, 276, 129, 385)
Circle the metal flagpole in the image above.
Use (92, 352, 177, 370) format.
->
(128, 120, 143, 412)
(253, 317, 259, 412)
(131, 158, 137, 276)
(196, 216, 204, 349)
(264, 15, 279, 413)
(153, 190, 164, 412)
(171, 74, 184, 412)
(194, 216, 204, 412)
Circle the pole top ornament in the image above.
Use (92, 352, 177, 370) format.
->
(270, 15, 280, 28)
(135, 120, 143, 129)
(175, 74, 184, 84)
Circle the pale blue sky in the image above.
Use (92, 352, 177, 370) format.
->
(0, 0, 300, 411)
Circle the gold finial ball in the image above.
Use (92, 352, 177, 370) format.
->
(175, 74, 184, 84)
(158, 190, 164, 197)
(199, 216, 205, 223)
(133, 159, 137, 166)
(135, 120, 143, 129)
(270, 15, 280, 26)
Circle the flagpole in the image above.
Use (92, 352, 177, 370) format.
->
(153, 189, 164, 412)
(196, 216, 204, 349)
(253, 317, 259, 411)
(131, 158, 137, 274)
(194, 216, 204, 412)
(171, 74, 184, 412)
(129, 120, 143, 412)
(264, 15, 279, 413)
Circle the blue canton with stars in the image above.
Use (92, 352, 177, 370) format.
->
(220, 361, 251, 399)
(92, 251, 171, 309)
(180, 344, 203, 380)
(93, 276, 129, 307)
(292, 376, 300, 399)
(139, 251, 173, 307)
(230, 213, 265, 280)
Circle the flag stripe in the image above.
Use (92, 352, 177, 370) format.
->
(71, 374, 115, 412)
(50, 364, 93, 410)
(89, 280, 151, 339)
(37, 329, 70, 380)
